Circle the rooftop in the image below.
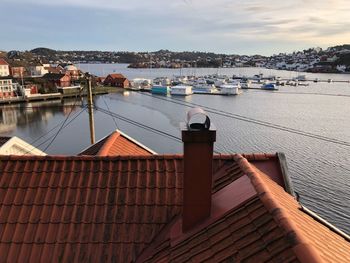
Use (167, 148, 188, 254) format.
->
(0, 154, 348, 262)
(0, 58, 9, 66)
(78, 130, 156, 156)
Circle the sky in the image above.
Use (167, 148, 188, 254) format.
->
(1, 0, 350, 55)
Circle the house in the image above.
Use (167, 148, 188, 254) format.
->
(103, 73, 130, 88)
(44, 66, 65, 74)
(22, 84, 39, 97)
(0, 76, 17, 98)
(0, 109, 349, 262)
(29, 63, 49, 77)
(10, 66, 26, 78)
(64, 64, 81, 81)
(78, 129, 156, 156)
(0, 58, 10, 76)
(0, 136, 46, 155)
(42, 73, 71, 88)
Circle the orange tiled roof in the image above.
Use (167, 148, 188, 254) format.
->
(78, 130, 155, 156)
(0, 58, 9, 66)
(139, 155, 350, 262)
(107, 73, 126, 79)
(0, 154, 349, 262)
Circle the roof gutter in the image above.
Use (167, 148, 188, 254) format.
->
(300, 205, 350, 242)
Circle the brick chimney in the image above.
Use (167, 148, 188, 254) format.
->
(181, 108, 216, 232)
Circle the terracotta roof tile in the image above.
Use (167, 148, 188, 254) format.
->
(0, 154, 349, 262)
(78, 130, 155, 156)
(0, 58, 9, 66)
(139, 154, 350, 263)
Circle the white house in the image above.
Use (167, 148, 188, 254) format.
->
(29, 63, 49, 77)
(0, 136, 46, 155)
(0, 58, 10, 76)
(0, 77, 18, 99)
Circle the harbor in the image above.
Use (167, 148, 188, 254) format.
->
(2, 0, 350, 259)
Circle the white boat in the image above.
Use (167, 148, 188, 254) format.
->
(153, 77, 171, 86)
(130, 78, 152, 90)
(170, 85, 193, 96)
(240, 79, 252, 89)
(219, 84, 240, 95)
(192, 84, 217, 94)
(214, 78, 227, 87)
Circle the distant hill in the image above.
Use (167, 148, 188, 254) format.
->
(30, 47, 57, 56)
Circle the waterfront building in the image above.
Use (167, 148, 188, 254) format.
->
(104, 73, 130, 88)
(42, 73, 71, 89)
(0, 136, 46, 155)
(0, 58, 10, 76)
(0, 76, 17, 98)
(0, 110, 349, 262)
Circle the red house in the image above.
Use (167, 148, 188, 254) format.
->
(42, 73, 71, 87)
(10, 66, 26, 78)
(103, 73, 130, 88)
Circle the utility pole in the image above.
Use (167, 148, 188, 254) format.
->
(86, 74, 95, 145)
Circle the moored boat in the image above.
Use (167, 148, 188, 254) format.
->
(219, 84, 239, 95)
(261, 83, 278, 90)
(151, 85, 169, 95)
(170, 85, 193, 96)
(192, 84, 217, 94)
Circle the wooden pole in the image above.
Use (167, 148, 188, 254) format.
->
(87, 75, 95, 144)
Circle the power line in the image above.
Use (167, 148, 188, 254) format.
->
(247, 90, 350, 98)
(102, 96, 119, 129)
(28, 105, 85, 146)
(95, 106, 182, 143)
(95, 106, 221, 154)
(22, 106, 87, 155)
(137, 92, 350, 147)
(43, 88, 85, 152)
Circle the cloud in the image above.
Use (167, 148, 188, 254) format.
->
(1, 0, 350, 54)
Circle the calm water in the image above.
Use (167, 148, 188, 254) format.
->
(1, 65, 350, 234)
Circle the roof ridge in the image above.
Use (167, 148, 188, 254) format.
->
(233, 155, 324, 263)
(97, 131, 121, 156)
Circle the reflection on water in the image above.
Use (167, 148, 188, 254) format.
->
(0, 99, 84, 141)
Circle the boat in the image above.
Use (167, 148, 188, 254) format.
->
(151, 85, 169, 95)
(192, 84, 217, 94)
(170, 85, 193, 96)
(296, 75, 306, 81)
(214, 78, 227, 87)
(130, 78, 152, 91)
(261, 83, 278, 90)
(153, 77, 171, 86)
(219, 84, 239, 95)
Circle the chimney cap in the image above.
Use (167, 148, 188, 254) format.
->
(186, 108, 211, 131)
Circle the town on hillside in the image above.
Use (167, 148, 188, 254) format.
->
(1, 44, 350, 72)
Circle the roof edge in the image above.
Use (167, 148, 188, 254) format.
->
(0, 136, 46, 156)
(116, 129, 157, 155)
(233, 154, 325, 263)
(97, 131, 120, 156)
